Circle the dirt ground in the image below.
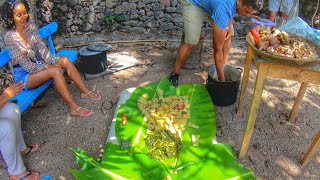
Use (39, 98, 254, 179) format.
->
(0, 39, 319, 180)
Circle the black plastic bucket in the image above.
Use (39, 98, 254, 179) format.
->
(79, 46, 107, 74)
(206, 65, 242, 106)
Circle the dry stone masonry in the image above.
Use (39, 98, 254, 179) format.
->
(0, 0, 319, 47)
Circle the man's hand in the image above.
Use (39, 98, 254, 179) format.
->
(2, 82, 25, 99)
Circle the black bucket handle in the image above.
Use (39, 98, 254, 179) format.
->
(237, 67, 243, 74)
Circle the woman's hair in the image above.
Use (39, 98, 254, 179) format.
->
(0, 0, 30, 30)
(243, 0, 264, 11)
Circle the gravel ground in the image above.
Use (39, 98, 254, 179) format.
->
(0, 39, 319, 180)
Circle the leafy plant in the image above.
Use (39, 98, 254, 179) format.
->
(113, 13, 126, 23)
(81, 16, 88, 26)
(102, 15, 115, 31)
(102, 13, 126, 32)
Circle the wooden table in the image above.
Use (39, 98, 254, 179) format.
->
(236, 45, 320, 164)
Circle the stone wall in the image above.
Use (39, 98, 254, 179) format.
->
(35, 0, 320, 36)
(37, 0, 189, 36)
(0, 0, 319, 44)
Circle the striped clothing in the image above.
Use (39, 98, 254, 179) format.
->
(4, 22, 56, 73)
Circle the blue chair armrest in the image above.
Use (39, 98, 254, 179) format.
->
(10, 80, 53, 113)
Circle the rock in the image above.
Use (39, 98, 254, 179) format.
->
(171, 0, 178, 7)
(137, 2, 145, 9)
(60, 4, 68, 12)
(143, 0, 155, 5)
(92, 23, 102, 31)
(154, 11, 164, 20)
(106, 0, 119, 8)
(166, 7, 176, 13)
(153, 3, 164, 11)
(66, 0, 77, 7)
(249, 154, 259, 165)
(131, 27, 146, 34)
(162, 0, 171, 7)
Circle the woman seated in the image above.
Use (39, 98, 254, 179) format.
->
(0, 74, 39, 180)
(1, 0, 101, 117)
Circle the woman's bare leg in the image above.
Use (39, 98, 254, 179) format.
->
(56, 56, 89, 94)
(26, 66, 92, 116)
(57, 56, 100, 100)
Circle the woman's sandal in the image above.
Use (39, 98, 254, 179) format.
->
(21, 143, 39, 156)
(71, 106, 94, 117)
(81, 91, 101, 101)
(10, 170, 40, 180)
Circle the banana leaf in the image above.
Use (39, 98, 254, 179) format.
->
(71, 77, 255, 180)
(71, 142, 170, 180)
(171, 143, 255, 180)
(115, 77, 216, 172)
(71, 143, 255, 180)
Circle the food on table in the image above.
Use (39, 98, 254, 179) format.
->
(137, 89, 191, 160)
(250, 28, 261, 43)
(188, 122, 199, 129)
(191, 134, 200, 147)
(249, 25, 316, 59)
(122, 113, 128, 126)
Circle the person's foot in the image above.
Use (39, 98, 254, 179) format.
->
(10, 170, 40, 180)
(71, 106, 94, 117)
(169, 72, 179, 87)
(81, 91, 101, 101)
(21, 143, 39, 156)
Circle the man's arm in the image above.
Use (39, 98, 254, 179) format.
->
(211, 21, 227, 81)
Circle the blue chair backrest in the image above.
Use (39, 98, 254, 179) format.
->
(0, 49, 11, 67)
(38, 21, 58, 56)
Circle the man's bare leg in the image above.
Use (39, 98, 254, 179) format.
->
(173, 41, 195, 74)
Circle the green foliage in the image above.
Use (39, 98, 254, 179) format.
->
(81, 16, 88, 26)
(113, 13, 126, 23)
(102, 13, 126, 32)
(102, 15, 115, 27)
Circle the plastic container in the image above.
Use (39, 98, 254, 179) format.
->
(206, 65, 242, 106)
(251, 18, 276, 27)
(79, 45, 107, 74)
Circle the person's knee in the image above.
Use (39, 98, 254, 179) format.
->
(182, 41, 196, 50)
(58, 56, 71, 67)
(0, 103, 20, 121)
(48, 66, 64, 77)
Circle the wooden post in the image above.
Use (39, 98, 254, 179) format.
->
(237, 46, 255, 118)
(239, 62, 268, 159)
(301, 130, 320, 166)
(288, 82, 308, 122)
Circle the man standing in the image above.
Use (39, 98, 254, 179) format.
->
(169, 0, 264, 86)
(268, 0, 298, 22)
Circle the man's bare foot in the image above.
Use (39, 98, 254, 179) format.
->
(10, 170, 39, 180)
(21, 143, 39, 156)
